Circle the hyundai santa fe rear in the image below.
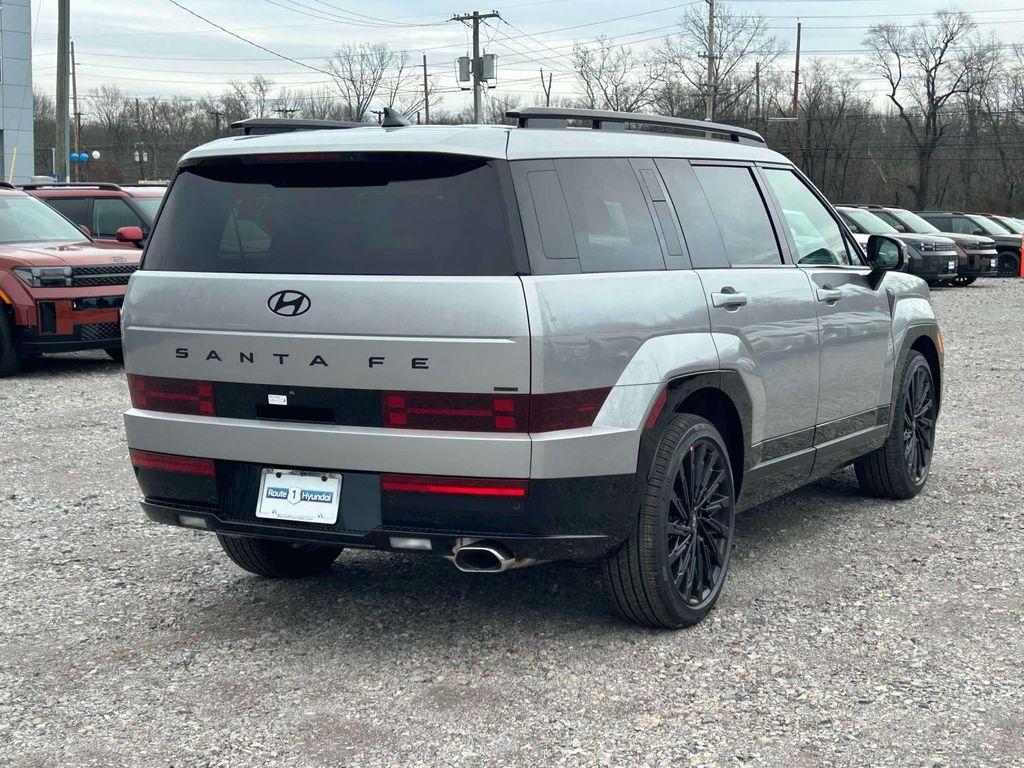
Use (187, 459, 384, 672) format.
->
(124, 109, 942, 628)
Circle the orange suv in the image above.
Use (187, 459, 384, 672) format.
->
(0, 183, 141, 376)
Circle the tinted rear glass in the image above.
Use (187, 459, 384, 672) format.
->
(143, 155, 514, 275)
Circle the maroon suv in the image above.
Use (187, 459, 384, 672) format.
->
(0, 184, 140, 376)
(22, 182, 165, 248)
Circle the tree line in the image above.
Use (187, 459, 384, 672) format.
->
(32, 6, 1024, 214)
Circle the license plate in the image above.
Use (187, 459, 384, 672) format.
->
(256, 468, 341, 525)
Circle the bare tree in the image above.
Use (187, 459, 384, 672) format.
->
(659, 1, 782, 119)
(221, 75, 276, 121)
(571, 37, 662, 112)
(326, 43, 392, 121)
(297, 85, 346, 120)
(865, 11, 998, 208)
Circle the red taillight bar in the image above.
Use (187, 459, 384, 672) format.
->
(381, 388, 610, 433)
(129, 449, 216, 477)
(381, 473, 527, 497)
(128, 374, 216, 416)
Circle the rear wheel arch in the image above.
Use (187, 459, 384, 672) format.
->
(908, 331, 942, 413)
(642, 372, 750, 498)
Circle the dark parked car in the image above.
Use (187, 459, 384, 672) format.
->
(850, 205, 998, 286)
(22, 182, 165, 248)
(982, 213, 1024, 236)
(836, 206, 958, 285)
(916, 211, 1023, 277)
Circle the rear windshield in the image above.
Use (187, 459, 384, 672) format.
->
(143, 154, 514, 275)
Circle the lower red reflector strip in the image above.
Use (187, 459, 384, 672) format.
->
(380, 473, 527, 498)
(130, 449, 216, 477)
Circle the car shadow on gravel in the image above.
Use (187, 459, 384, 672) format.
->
(148, 468, 897, 646)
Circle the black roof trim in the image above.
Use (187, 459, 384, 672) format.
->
(230, 117, 369, 136)
(506, 107, 766, 146)
(20, 182, 124, 191)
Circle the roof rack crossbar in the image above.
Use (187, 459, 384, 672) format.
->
(230, 117, 369, 136)
(20, 182, 123, 191)
(506, 107, 766, 146)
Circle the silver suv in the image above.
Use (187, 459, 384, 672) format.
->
(122, 108, 942, 629)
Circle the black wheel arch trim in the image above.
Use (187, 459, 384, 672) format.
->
(639, 370, 753, 498)
(893, 324, 943, 427)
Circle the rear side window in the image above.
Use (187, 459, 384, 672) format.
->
(692, 165, 782, 266)
(143, 155, 514, 275)
(45, 197, 91, 229)
(553, 159, 665, 272)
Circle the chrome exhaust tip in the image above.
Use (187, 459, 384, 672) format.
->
(452, 542, 514, 573)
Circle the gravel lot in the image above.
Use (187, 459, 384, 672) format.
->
(2, 279, 1022, 768)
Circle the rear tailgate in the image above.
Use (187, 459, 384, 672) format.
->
(123, 152, 533, 477)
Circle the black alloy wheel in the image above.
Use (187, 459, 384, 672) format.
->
(855, 350, 937, 500)
(666, 437, 734, 608)
(902, 363, 937, 485)
(998, 253, 1020, 277)
(602, 413, 736, 628)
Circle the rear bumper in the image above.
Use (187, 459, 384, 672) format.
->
(135, 462, 636, 561)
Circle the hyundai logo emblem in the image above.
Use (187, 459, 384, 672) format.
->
(267, 290, 311, 317)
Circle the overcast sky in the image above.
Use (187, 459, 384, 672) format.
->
(24, 0, 1024, 111)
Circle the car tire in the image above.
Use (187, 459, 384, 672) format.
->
(601, 413, 736, 629)
(997, 252, 1020, 277)
(105, 346, 124, 363)
(217, 535, 343, 578)
(0, 309, 22, 378)
(855, 350, 937, 500)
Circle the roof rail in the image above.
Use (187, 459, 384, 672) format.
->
(230, 117, 368, 136)
(20, 182, 123, 191)
(506, 107, 766, 146)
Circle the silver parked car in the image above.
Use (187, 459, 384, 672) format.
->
(122, 108, 943, 629)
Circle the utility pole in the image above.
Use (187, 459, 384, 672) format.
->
(540, 69, 553, 107)
(451, 10, 501, 124)
(71, 40, 81, 182)
(705, 0, 716, 121)
(208, 109, 224, 137)
(422, 53, 430, 124)
(55, 0, 70, 182)
(790, 21, 802, 162)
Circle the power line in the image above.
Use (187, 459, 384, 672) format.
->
(165, 0, 334, 76)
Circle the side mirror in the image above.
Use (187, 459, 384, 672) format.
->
(866, 234, 905, 275)
(973, 229, 986, 237)
(116, 225, 145, 247)
(77, 224, 92, 237)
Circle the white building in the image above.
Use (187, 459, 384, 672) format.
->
(1, 0, 33, 184)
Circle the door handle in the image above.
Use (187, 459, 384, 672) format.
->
(711, 288, 748, 309)
(816, 287, 843, 304)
